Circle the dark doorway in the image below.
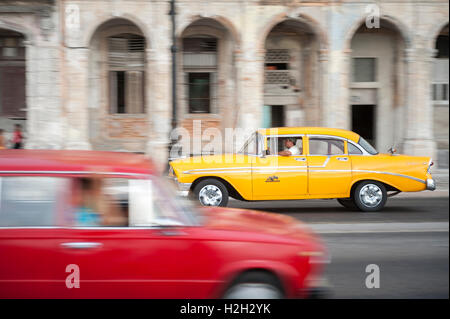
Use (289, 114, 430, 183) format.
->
(352, 105, 375, 146)
(270, 105, 285, 127)
(0, 29, 26, 119)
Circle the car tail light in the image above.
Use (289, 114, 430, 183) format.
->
(427, 159, 434, 173)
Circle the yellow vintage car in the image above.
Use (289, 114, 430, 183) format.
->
(169, 127, 435, 212)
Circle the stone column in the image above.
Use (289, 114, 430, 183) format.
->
(234, 48, 265, 149)
(318, 48, 329, 127)
(25, 43, 64, 150)
(402, 47, 437, 158)
(64, 47, 92, 150)
(146, 48, 171, 172)
(326, 48, 352, 129)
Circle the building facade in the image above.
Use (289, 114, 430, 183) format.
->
(0, 0, 448, 170)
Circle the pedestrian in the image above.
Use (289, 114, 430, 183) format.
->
(0, 129, 5, 150)
(11, 124, 23, 149)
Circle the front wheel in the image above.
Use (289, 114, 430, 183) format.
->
(353, 181, 387, 212)
(193, 179, 229, 207)
(223, 272, 284, 299)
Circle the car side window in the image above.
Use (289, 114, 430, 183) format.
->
(0, 177, 69, 227)
(348, 142, 363, 155)
(69, 177, 128, 227)
(309, 138, 345, 155)
(267, 136, 303, 155)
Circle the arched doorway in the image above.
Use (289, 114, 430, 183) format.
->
(88, 18, 148, 152)
(262, 18, 323, 128)
(178, 17, 238, 155)
(348, 20, 408, 151)
(0, 28, 26, 144)
(432, 23, 449, 168)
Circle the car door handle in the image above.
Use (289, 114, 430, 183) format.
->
(60, 242, 103, 249)
(295, 158, 306, 161)
(337, 157, 348, 161)
(158, 230, 186, 236)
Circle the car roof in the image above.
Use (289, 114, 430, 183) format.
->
(0, 150, 156, 177)
(257, 127, 361, 143)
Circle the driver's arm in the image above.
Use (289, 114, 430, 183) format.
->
(278, 150, 292, 156)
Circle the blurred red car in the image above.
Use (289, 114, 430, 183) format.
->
(0, 150, 328, 299)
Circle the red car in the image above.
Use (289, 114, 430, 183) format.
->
(0, 150, 328, 299)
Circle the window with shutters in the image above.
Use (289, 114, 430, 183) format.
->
(183, 37, 217, 114)
(108, 34, 145, 114)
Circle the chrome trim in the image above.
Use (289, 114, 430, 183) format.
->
(346, 139, 372, 156)
(352, 170, 426, 184)
(308, 157, 331, 168)
(187, 170, 251, 174)
(426, 178, 436, 191)
(264, 134, 306, 138)
(60, 242, 103, 249)
(183, 167, 252, 174)
(307, 134, 347, 141)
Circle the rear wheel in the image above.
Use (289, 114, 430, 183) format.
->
(353, 181, 387, 212)
(193, 179, 229, 207)
(337, 198, 357, 210)
(223, 271, 284, 299)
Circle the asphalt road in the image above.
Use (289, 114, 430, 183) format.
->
(228, 196, 449, 298)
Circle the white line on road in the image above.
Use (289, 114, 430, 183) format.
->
(308, 222, 449, 234)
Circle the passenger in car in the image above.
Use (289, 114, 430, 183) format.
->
(73, 177, 127, 227)
(278, 138, 301, 156)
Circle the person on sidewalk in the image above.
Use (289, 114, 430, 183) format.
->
(0, 129, 5, 149)
(11, 124, 23, 149)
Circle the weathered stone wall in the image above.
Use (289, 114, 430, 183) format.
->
(0, 0, 448, 170)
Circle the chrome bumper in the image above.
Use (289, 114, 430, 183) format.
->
(426, 178, 436, 191)
(169, 177, 191, 196)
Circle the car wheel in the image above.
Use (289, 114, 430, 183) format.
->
(353, 181, 387, 212)
(337, 198, 357, 210)
(223, 272, 284, 299)
(193, 179, 229, 207)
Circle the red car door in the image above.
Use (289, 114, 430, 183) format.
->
(0, 176, 71, 298)
(57, 177, 219, 298)
(57, 227, 219, 298)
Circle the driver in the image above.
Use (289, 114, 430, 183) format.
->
(278, 138, 301, 156)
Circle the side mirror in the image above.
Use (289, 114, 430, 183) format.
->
(388, 147, 397, 155)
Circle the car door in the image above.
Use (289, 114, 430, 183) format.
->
(0, 176, 71, 298)
(58, 177, 216, 298)
(252, 135, 308, 199)
(307, 136, 352, 196)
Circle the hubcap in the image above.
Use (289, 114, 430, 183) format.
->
(198, 185, 222, 206)
(359, 184, 383, 207)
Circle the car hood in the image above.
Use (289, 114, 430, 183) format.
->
(200, 206, 319, 243)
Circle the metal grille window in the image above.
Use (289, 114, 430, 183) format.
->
(265, 49, 290, 84)
(108, 34, 146, 114)
(353, 58, 376, 82)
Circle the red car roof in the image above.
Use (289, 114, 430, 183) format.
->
(0, 150, 156, 177)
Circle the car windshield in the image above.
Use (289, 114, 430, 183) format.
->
(358, 137, 378, 155)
